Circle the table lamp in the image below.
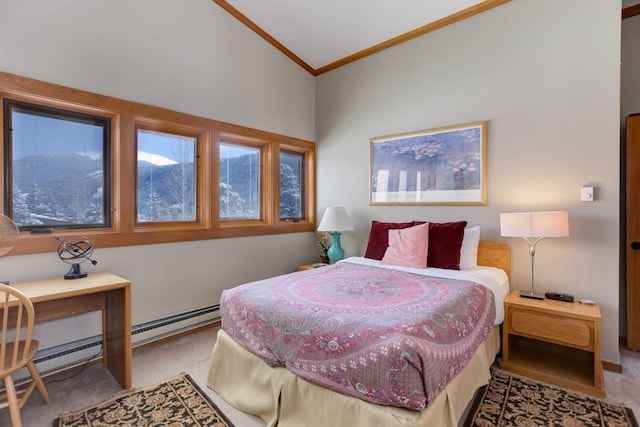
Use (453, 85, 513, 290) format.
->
(500, 211, 569, 299)
(317, 207, 354, 264)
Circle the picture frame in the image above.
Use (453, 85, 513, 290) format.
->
(370, 121, 487, 205)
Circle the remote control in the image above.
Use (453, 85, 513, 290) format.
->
(544, 292, 574, 302)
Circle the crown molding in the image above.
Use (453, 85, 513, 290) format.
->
(211, 0, 315, 74)
(623, 3, 640, 19)
(212, 0, 511, 76)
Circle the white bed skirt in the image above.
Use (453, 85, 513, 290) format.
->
(207, 326, 500, 427)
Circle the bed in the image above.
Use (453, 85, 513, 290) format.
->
(207, 222, 510, 427)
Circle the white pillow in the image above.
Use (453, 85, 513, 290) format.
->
(459, 226, 480, 269)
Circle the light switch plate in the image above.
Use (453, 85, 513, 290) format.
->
(581, 186, 594, 202)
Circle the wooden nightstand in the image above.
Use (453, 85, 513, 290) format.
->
(500, 290, 604, 397)
(297, 263, 329, 271)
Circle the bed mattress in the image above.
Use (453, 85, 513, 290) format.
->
(208, 326, 501, 427)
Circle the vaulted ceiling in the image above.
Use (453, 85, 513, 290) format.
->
(213, 0, 509, 75)
(213, 0, 640, 76)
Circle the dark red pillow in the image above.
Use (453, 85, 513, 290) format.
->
(427, 221, 467, 270)
(364, 220, 425, 260)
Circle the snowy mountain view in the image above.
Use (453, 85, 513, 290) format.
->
(11, 151, 302, 228)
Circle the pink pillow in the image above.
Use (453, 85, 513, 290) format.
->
(427, 221, 467, 270)
(364, 220, 424, 260)
(381, 223, 430, 268)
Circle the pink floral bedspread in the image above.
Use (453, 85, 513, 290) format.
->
(220, 262, 495, 410)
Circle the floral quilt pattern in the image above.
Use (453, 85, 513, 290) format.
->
(221, 262, 495, 410)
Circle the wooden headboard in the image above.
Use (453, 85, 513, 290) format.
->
(477, 241, 511, 278)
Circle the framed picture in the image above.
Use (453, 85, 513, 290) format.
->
(370, 121, 487, 205)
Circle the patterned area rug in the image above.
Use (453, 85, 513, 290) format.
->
(54, 373, 234, 427)
(463, 368, 638, 427)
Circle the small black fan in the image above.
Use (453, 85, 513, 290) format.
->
(56, 236, 98, 279)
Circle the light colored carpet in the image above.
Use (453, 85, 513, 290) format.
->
(2, 327, 263, 427)
(3, 326, 640, 426)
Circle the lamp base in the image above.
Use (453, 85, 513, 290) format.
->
(519, 291, 545, 300)
(327, 232, 345, 264)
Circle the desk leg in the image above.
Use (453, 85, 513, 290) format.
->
(103, 285, 132, 389)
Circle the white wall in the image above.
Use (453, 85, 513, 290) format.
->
(316, 0, 622, 363)
(0, 0, 317, 349)
(0, 0, 315, 141)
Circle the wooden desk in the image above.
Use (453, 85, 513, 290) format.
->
(7, 272, 132, 389)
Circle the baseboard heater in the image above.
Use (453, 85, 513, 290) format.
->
(32, 303, 220, 379)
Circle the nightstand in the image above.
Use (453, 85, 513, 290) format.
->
(297, 263, 329, 271)
(500, 290, 604, 397)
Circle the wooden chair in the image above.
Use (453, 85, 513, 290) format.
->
(0, 283, 50, 426)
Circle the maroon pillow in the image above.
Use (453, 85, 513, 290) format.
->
(364, 220, 425, 260)
(427, 221, 468, 270)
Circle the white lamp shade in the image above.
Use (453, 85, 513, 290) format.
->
(317, 207, 354, 232)
(500, 211, 569, 238)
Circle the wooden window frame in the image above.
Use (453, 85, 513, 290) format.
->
(0, 71, 315, 255)
(218, 132, 269, 227)
(278, 147, 307, 222)
(133, 119, 210, 232)
(3, 97, 113, 232)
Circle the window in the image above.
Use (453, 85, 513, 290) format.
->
(219, 143, 260, 220)
(0, 71, 315, 255)
(3, 99, 110, 231)
(280, 150, 304, 220)
(136, 128, 197, 223)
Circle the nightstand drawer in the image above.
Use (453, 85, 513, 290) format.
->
(511, 309, 593, 349)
